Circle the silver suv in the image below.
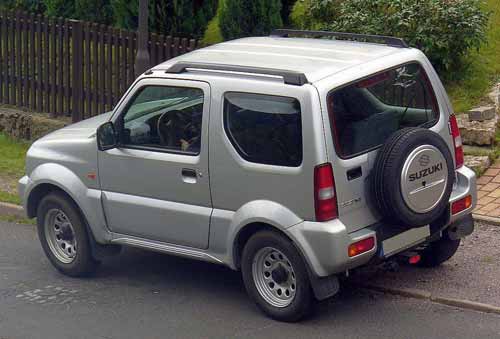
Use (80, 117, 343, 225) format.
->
(19, 30, 476, 321)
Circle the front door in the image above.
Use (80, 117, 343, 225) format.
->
(98, 78, 212, 249)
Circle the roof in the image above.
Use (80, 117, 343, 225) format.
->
(154, 36, 408, 84)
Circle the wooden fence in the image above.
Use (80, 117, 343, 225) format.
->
(0, 11, 201, 122)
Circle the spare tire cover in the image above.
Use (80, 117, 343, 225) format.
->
(371, 127, 454, 227)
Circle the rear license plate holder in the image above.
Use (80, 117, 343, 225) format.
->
(381, 225, 430, 258)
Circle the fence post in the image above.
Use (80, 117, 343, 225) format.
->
(71, 20, 83, 122)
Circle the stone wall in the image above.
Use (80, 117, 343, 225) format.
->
(0, 106, 69, 141)
(458, 83, 500, 147)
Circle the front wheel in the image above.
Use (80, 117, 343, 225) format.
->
(241, 230, 313, 322)
(37, 192, 99, 277)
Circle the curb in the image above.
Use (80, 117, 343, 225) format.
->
(430, 296, 500, 315)
(360, 283, 500, 316)
(473, 213, 500, 227)
(360, 284, 431, 300)
(0, 202, 25, 218)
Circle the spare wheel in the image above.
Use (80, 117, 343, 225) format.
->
(371, 127, 454, 227)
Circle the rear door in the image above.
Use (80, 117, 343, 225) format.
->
(316, 62, 445, 232)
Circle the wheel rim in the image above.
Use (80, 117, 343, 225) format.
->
(44, 209, 77, 264)
(252, 247, 296, 308)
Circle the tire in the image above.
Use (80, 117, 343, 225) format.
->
(37, 192, 99, 277)
(241, 230, 313, 322)
(418, 234, 461, 267)
(372, 128, 454, 227)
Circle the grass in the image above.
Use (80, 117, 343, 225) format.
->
(0, 133, 30, 205)
(0, 190, 21, 205)
(0, 214, 36, 225)
(445, 0, 500, 113)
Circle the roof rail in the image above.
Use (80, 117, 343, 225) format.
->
(270, 29, 409, 48)
(165, 62, 309, 86)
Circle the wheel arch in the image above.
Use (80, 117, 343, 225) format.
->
(232, 222, 289, 270)
(26, 182, 65, 218)
(232, 221, 340, 301)
(25, 163, 111, 243)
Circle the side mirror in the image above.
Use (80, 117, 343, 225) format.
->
(97, 122, 117, 151)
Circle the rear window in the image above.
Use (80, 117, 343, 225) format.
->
(224, 92, 302, 167)
(327, 63, 439, 158)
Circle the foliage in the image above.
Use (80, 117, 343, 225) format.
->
(111, 0, 139, 30)
(74, 0, 113, 24)
(280, 0, 297, 25)
(202, 0, 225, 45)
(1, 0, 217, 38)
(290, 0, 315, 29)
(43, 0, 76, 18)
(0, 0, 45, 13)
(219, 0, 283, 40)
(112, 0, 218, 38)
(446, 0, 500, 112)
(291, 0, 490, 73)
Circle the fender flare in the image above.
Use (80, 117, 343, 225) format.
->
(26, 163, 111, 243)
(224, 200, 302, 269)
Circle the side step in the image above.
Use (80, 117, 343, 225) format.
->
(111, 235, 223, 265)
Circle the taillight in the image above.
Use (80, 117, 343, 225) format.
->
(451, 195, 472, 215)
(314, 163, 338, 222)
(348, 237, 375, 257)
(449, 115, 464, 169)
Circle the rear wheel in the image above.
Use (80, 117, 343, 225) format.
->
(241, 230, 313, 322)
(37, 192, 99, 277)
(418, 234, 461, 267)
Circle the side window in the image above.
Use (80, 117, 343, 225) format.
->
(327, 63, 439, 158)
(120, 85, 204, 155)
(224, 92, 302, 167)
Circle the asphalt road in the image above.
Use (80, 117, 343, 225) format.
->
(1, 220, 500, 339)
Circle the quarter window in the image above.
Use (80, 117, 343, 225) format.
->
(224, 92, 302, 167)
(120, 85, 204, 155)
(328, 63, 439, 158)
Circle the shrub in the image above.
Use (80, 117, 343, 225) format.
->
(0, 0, 45, 13)
(281, 0, 298, 25)
(112, 0, 217, 38)
(291, 0, 489, 72)
(43, 0, 76, 18)
(219, 0, 283, 40)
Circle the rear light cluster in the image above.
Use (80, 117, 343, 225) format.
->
(451, 195, 472, 215)
(449, 115, 464, 169)
(348, 237, 375, 257)
(314, 163, 338, 222)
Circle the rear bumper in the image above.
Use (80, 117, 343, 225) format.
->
(449, 165, 476, 222)
(287, 165, 476, 278)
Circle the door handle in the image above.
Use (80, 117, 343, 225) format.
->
(347, 167, 362, 181)
(181, 168, 197, 184)
(182, 168, 197, 177)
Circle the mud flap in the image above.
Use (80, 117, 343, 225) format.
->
(309, 272, 340, 301)
(447, 214, 474, 240)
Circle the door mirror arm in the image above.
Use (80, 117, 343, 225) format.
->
(97, 121, 118, 151)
